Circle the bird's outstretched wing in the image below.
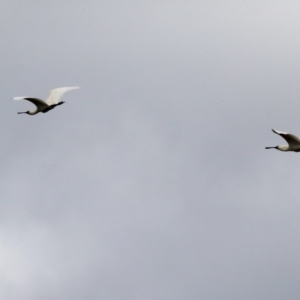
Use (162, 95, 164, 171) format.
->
(272, 129, 300, 146)
(13, 97, 48, 110)
(46, 87, 80, 105)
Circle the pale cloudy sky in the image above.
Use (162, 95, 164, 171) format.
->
(1, 1, 300, 299)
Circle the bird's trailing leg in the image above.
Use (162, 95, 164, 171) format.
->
(57, 101, 65, 106)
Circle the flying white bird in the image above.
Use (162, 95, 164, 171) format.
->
(13, 86, 80, 115)
(265, 129, 300, 152)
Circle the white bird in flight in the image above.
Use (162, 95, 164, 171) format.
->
(13, 86, 80, 115)
(265, 129, 300, 152)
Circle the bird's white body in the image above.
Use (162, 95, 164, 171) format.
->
(13, 86, 80, 115)
(266, 129, 300, 152)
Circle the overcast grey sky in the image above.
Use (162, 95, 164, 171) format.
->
(2, 0, 300, 299)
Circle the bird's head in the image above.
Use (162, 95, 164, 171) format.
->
(277, 145, 289, 151)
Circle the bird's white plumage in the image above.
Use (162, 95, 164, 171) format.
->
(13, 96, 28, 101)
(46, 86, 80, 105)
(272, 129, 288, 135)
(272, 129, 287, 135)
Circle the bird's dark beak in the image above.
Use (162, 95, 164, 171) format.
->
(18, 112, 27, 114)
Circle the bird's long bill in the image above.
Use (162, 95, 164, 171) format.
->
(17, 112, 27, 114)
(265, 146, 276, 149)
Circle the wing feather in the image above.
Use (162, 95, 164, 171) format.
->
(13, 97, 48, 110)
(46, 86, 80, 105)
(272, 129, 300, 146)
